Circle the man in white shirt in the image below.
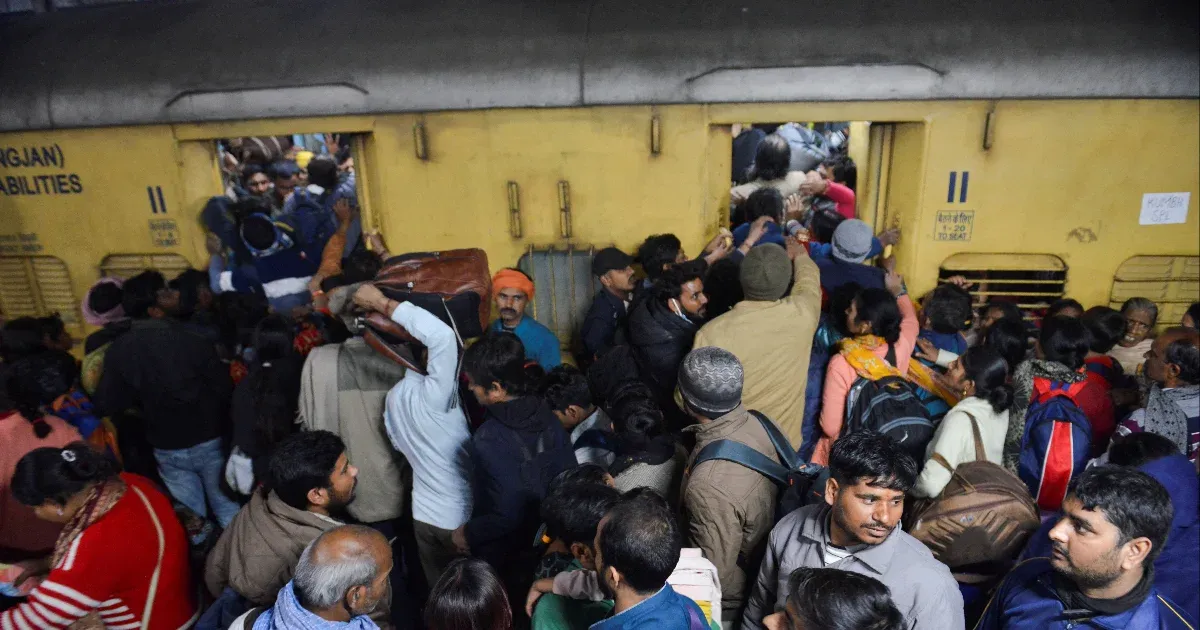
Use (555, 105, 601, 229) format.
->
(353, 284, 473, 586)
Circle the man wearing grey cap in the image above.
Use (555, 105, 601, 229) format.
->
(678, 347, 784, 623)
(579, 247, 638, 362)
(814, 218, 886, 294)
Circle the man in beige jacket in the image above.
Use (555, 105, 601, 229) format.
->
(693, 238, 820, 450)
(679, 347, 782, 624)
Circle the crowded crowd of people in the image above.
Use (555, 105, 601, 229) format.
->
(1, 124, 1199, 630)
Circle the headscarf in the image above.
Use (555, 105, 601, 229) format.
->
(52, 475, 126, 569)
(1143, 383, 1200, 456)
(81, 277, 125, 326)
(491, 269, 535, 301)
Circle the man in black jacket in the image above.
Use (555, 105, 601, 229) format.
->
(453, 333, 577, 603)
(94, 271, 238, 530)
(579, 247, 637, 364)
(627, 261, 709, 430)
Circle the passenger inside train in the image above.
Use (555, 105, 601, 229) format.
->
(2, 121, 1199, 630)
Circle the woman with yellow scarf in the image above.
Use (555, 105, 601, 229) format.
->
(810, 271, 921, 465)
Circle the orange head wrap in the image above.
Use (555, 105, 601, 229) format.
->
(492, 269, 535, 301)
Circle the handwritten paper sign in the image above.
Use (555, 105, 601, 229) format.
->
(1140, 193, 1190, 225)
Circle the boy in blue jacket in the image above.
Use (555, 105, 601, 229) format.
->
(977, 465, 1195, 630)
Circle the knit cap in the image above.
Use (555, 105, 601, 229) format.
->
(677, 347, 744, 416)
(831, 219, 873, 264)
(739, 243, 791, 301)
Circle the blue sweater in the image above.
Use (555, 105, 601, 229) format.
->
(591, 585, 706, 630)
(490, 316, 562, 368)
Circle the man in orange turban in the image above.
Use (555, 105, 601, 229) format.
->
(489, 268, 562, 368)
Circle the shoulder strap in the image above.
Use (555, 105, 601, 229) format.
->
(929, 452, 955, 474)
(885, 343, 896, 367)
(962, 410, 987, 462)
(245, 606, 269, 629)
(692, 439, 792, 487)
(747, 410, 800, 470)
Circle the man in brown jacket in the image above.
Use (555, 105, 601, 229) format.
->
(679, 347, 781, 624)
(693, 237, 820, 451)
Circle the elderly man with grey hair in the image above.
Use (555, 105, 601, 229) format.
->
(677, 346, 787, 624)
(230, 524, 393, 630)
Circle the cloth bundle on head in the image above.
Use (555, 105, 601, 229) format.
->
(81, 277, 126, 326)
(294, 150, 315, 170)
(832, 219, 874, 264)
(739, 243, 791, 301)
(491, 268, 535, 300)
(678, 346, 744, 416)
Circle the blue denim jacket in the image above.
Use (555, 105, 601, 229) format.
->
(590, 585, 707, 630)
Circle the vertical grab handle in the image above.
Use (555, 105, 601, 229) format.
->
(507, 181, 522, 238)
(558, 180, 572, 239)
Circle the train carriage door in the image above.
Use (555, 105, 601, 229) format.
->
(866, 123, 928, 281)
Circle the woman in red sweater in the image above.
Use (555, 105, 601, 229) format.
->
(2, 443, 196, 630)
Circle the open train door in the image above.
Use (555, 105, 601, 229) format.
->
(861, 123, 927, 281)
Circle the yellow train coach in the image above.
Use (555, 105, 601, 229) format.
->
(1, 0, 1197, 346)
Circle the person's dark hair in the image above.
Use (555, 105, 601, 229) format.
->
(651, 260, 705, 305)
(636, 234, 683, 282)
(12, 442, 118, 507)
(1046, 298, 1084, 319)
(1166, 335, 1200, 385)
(87, 281, 124, 315)
(248, 315, 302, 454)
(542, 482, 621, 546)
(810, 202, 846, 244)
(828, 431, 918, 492)
(339, 249, 384, 286)
(851, 288, 902, 344)
(170, 269, 211, 318)
(702, 258, 744, 321)
(547, 464, 610, 494)
(960, 346, 1013, 413)
(1082, 307, 1127, 354)
(1121, 297, 1159, 326)
(306, 155, 339, 190)
(827, 284, 861, 337)
(1069, 466, 1172, 566)
(1, 317, 46, 362)
(424, 558, 512, 630)
(240, 214, 278, 251)
(597, 488, 681, 594)
(241, 163, 267, 188)
(1040, 315, 1090, 371)
(35, 314, 66, 345)
(214, 291, 270, 353)
(1108, 433, 1180, 468)
(982, 299, 1026, 329)
(1185, 302, 1200, 330)
(462, 332, 540, 398)
(923, 284, 974, 334)
(822, 155, 858, 192)
(6, 351, 80, 439)
(782, 567, 905, 630)
(984, 318, 1029, 372)
(267, 160, 300, 182)
(741, 187, 785, 224)
(267, 430, 346, 510)
(608, 382, 666, 452)
(748, 134, 790, 182)
(121, 270, 166, 319)
(541, 365, 593, 413)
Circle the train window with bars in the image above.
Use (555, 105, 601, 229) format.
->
(938, 253, 1067, 324)
(518, 245, 602, 350)
(0, 256, 81, 327)
(99, 253, 193, 280)
(1109, 255, 1199, 330)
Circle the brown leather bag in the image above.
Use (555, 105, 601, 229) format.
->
(364, 249, 492, 372)
(907, 412, 1040, 584)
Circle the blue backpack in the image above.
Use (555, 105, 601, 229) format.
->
(281, 188, 337, 247)
(690, 411, 828, 523)
(1017, 380, 1093, 512)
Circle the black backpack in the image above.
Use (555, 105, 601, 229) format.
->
(691, 411, 828, 523)
(843, 344, 935, 464)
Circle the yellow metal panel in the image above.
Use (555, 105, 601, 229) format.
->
(942, 253, 1066, 272)
(882, 123, 929, 281)
(100, 253, 193, 279)
(172, 116, 377, 141)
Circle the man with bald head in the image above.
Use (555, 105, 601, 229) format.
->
(231, 524, 393, 629)
(1117, 326, 1200, 464)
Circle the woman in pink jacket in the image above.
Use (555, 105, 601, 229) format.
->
(811, 271, 916, 465)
